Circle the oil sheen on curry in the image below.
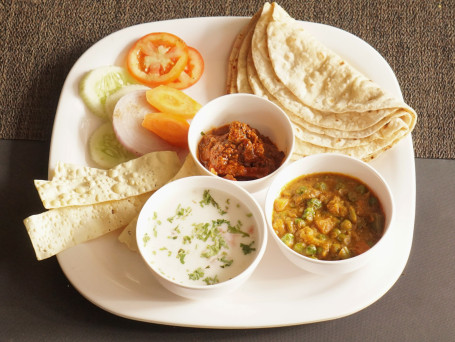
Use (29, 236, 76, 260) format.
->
(272, 173, 385, 261)
(197, 121, 285, 181)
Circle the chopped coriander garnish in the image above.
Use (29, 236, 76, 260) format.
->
(201, 241, 225, 258)
(240, 241, 256, 255)
(203, 275, 219, 285)
(226, 220, 249, 237)
(188, 267, 205, 280)
(193, 222, 211, 241)
(201, 231, 228, 258)
(200, 190, 227, 215)
(219, 253, 233, 268)
(142, 233, 151, 246)
(167, 225, 182, 240)
(177, 249, 187, 264)
(167, 204, 192, 223)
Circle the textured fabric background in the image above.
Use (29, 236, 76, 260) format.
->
(0, 0, 453, 158)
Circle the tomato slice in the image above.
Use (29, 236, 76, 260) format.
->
(145, 85, 202, 119)
(127, 32, 189, 87)
(167, 47, 204, 89)
(142, 112, 190, 148)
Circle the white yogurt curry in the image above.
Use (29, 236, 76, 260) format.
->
(139, 187, 258, 286)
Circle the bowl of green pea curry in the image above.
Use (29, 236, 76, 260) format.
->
(265, 153, 394, 275)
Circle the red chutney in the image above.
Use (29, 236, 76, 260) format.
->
(197, 121, 285, 181)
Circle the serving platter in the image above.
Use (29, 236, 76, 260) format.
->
(50, 16, 416, 328)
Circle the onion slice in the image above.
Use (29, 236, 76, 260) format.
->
(112, 90, 188, 159)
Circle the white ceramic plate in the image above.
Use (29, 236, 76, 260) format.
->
(50, 17, 416, 328)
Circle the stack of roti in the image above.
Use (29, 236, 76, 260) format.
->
(227, 2, 417, 161)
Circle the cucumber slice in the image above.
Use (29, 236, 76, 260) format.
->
(79, 66, 138, 119)
(89, 121, 136, 169)
(104, 84, 150, 119)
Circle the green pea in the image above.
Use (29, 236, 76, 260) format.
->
(317, 233, 327, 241)
(356, 184, 367, 194)
(296, 186, 308, 195)
(330, 228, 341, 238)
(314, 182, 327, 191)
(307, 198, 322, 210)
(369, 196, 378, 207)
(348, 206, 357, 223)
(371, 213, 384, 234)
(340, 219, 352, 230)
(337, 233, 351, 244)
(293, 242, 306, 254)
(335, 182, 345, 190)
(302, 207, 315, 221)
(339, 246, 350, 259)
(294, 218, 305, 229)
(330, 243, 341, 254)
(281, 233, 294, 247)
(305, 244, 317, 256)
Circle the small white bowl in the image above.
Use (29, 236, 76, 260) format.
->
(265, 153, 395, 275)
(188, 93, 295, 193)
(136, 176, 267, 300)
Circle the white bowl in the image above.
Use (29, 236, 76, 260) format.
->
(136, 176, 267, 300)
(188, 93, 295, 193)
(264, 153, 395, 275)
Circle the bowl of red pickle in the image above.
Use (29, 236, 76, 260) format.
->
(188, 93, 295, 193)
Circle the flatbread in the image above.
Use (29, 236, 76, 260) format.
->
(118, 154, 202, 252)
(25, 151, 182, 260)
(228, 2, 417, 161)
(24, 193, 151, 260)
(226, 14, 252, 94)
(35, 151, 181, 209)
(235, 11, 260, 93)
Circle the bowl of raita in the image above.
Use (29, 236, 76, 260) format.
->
(136, 175, 267, 300)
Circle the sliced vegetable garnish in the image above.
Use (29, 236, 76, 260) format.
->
(167, 46, 204, 89)
(88, 121, 136, 169)
(145, 85, 202, 119)
(127, 32, 189, 87)
(104, 84, 150, 119)
(112, 90, 181, 155)
(142, 112, 190, 148)
(79, 66, 137, 118)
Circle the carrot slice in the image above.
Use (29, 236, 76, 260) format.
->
(142, 113, 190, 148)
(145, 85, 201, 119)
